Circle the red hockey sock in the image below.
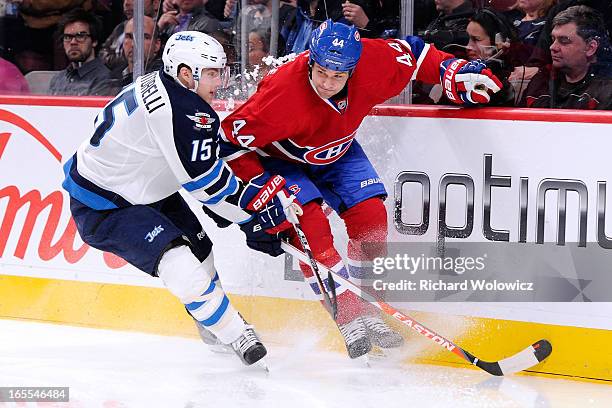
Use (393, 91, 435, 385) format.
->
(342, 198, 388, 266)
(341, 198, 388, 309)
(288, 202, 368, 324)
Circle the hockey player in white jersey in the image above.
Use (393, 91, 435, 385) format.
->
(62, 31, 280, 366)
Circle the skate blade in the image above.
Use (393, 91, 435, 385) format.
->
(367, 345, 401, 360)
(256, 357, 270, 374)
(208, 344, 234, 354)
(351, 353, 371, 368)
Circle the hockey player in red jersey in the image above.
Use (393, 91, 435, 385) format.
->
(220, 20, 502, 358)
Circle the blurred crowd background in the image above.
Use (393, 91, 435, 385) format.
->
(1, 0, 611, 109)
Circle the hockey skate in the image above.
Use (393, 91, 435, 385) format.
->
(230, 323, 267, 366)
(193, 319, 233, 354)
(338, 317, 372, 359)
(362, 315, 404, 349)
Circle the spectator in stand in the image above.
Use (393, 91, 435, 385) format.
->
(49, 8, 114, 96)
(248, 28, 270, 71)
(521, 5, 612, 109)
(414, 0, 439, 34)
(241, 0, 273, 32)
(110, 15, 162, 90)
(246, 27, 285, 75)
(413, 0, 474, 103)
(426, 8, 519, 105)
(157, 0, 221, 35)
(420, 0, 475, 51)
(508, 0, 556, 46)
(232, 0, 295, 59)
(4, 0, 94, 72)
(99, 0, 161, 72)
(243, 27, 272, 90)
(222, 0, 238, 21)
(283, 0, 345, 54)
(464, 9, 519, 105)
(527, 0, 612, 68)
(0, 57, 30, 94)
(162, 0, 229, 23)
(342, 0, 400, 39)
(505, 0, 556, 82)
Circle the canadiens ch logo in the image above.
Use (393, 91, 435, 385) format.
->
(303, 131, 356, 165)
(187, 113, 216, 130)
(288, 184, 301, 194)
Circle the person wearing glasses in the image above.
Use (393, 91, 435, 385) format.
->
(49, 8, 114, 96)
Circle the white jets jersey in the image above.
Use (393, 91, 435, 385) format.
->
(63, 70, 249, 223)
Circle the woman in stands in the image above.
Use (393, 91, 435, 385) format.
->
(463, 8, 521, 106)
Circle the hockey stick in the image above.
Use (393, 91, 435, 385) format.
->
(279, 194, 338, 320)
(281, 241, 553, 376)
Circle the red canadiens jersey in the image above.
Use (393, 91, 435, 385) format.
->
(220, 37, 454, 181)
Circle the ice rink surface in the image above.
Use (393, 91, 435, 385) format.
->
(0, 319, 610, 408)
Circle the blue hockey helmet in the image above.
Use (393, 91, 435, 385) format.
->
(309, 19, 362, 72)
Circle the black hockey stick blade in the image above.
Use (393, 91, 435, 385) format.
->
(290, 223, 338, 321)
(327, 271, 338, 320)
(465, 339, 553, 376)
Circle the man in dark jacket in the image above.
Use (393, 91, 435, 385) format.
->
(110, 15, 163, 91)
(527, 0, 612, 67)
(157, 0, 221, 36)
(49, 8, 114, 96)
(522, 5, 612, 109)
(99, 0, 161, 72)
(420, 0, 474, 51)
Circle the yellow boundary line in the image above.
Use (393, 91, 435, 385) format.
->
(0, 274, 610, 381)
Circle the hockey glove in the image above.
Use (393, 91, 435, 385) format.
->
(239, 173, 300, 234)
(440, 59, 502, 105)
(239, 217, 284, 257)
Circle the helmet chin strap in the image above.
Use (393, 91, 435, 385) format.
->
(190, 68, 201, 93)
(190, 79, 199, 93)
(174, 66, 200, 92)
(176, 77, 199, 92)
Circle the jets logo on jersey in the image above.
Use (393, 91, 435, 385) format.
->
(187, 113, 216, 130)
(145, 225, 164, 242)
(303, 132, 356, 165)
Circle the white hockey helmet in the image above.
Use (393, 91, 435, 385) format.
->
(162, 31, 227, 90)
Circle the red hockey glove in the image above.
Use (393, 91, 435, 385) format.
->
(239, 173, 301, 234)
(441, 59, 503, 105)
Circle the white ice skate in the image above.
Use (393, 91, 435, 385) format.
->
(362, 315, 404, 349)
(230, 323, 268, 366)
(338, 317, 372, 359)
